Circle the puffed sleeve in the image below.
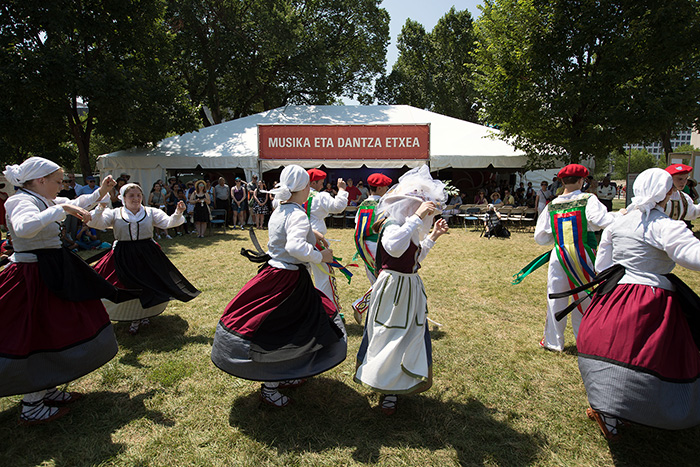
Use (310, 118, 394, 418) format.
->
(87, 205, 117, 230)
(681, 191, 700, 221)
(381, 215, 423, 257)
(326, 188, 349, 214)
(6, 196, 65, 238)
(285, 210, 323, 264)
(594, 226, 614, 273)
(648, 217, 700, 271)
(150, 207, 185, 229)
(534, 207, 553, 246)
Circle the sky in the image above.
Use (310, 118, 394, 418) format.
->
(381, 0, 483, 68)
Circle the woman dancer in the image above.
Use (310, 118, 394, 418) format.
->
(577, 168, 700, 440)
(0, 157, 129, 424)
(211, 165, 346, 407)
(189, 180, 211, 238)
(354, 165, 448, 415)
(90, 183, 200, 334)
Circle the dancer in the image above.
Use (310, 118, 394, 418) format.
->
(189, 180, 211, 238)
(89, 183, 201, 334)
(305, 168, 349, 312)
(575, 168, 700, 440)
(533, 164, 618, 351)
(354, 165, 448, 415)
(352, 172, 392, 323)
(663, 163, 700, 223)
(0, 157, 132, 424)
(211, 165, 346, 407)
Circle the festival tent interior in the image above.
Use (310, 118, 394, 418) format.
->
(97, 105, 527, 192)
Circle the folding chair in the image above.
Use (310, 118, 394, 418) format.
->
(344, 206, 358, 228)
(209, 209, 227, 235)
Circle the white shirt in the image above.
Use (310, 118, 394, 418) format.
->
(89, 205, 184, 241)
(6, 189, 104, 262)
(534, 190, 617, 246)
(596, 207, 700, 290)
(308, 188, 349, 234)
(381, 215, 435, 263)
(267, 202, 323, 270)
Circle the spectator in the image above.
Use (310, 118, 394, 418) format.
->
(185, 181, 196, 233)
(490, 191, 503, 205)
(483, 204, 510, 239)
(119, 172, 131, 183)
(66, 172, 83, 193)
(526, 182, 534, 199)
(346, 178, 362, 205)
(596, 176, 616, 212)
(535, 181, 552, 215)
(474, 190, 488, 205)
(78, 176, 98, 195)
(148, 182, 170, 239)
(58, 179, 77, 200)
(357, 180, 369, 203)
(190, 180, 211, 238)
(324, 182, 337, 196)
(230, 177, 248, 229)
(167, 185, 187, 235)
(73, 222, 103, 250)
(110, 178, 127, 208)
(502, 189, 515, 206)
(213, 177, 231, 227)
(252, 181, 270, 229)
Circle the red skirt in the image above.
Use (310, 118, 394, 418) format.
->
(0, 262, 117, 396)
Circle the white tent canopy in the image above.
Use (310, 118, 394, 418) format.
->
(97, 105, 526, 189)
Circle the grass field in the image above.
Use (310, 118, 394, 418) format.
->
(1, 209, 699, 466)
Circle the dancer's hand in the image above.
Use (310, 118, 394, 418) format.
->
(321, 249, 334, 263)
(429, 218, 449, 241)
(337, 178, 347, 190)
(415, 201, 436, 219)
(98, 175, 116, 198)
(62, 204, 91, 222)
(176, 201, 186, 214)
(313, 230, 329, 248)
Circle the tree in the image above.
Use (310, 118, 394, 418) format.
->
(473, 0, 700, 168)
(0, 0, 198, 175)
(375, 8, 479, 122)
(674, 144, 699, 153)
(610, 149, 664, 180)
(168, 0, 390, 126)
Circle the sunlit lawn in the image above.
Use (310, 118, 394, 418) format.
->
(1, 206, 699, 466)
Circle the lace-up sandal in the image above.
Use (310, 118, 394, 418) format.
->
(43, 388, 83, 406)
(278, 379, 307, 389)
(259, 384, 291, 408)
(139, 318, 151, 328)
(586, 407, 622, 441)
(129, 321, 140, 335)
(19, 400, 69, 426)
(380, 395, 398, 416)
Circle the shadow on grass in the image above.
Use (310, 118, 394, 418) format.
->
(0, 390, 172, 467)
(115, 314, 213, 368)
(607, 423, 700, 465)
(228, 378, 544, 465)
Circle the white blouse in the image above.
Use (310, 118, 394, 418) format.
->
(88, 205, 184, 242)
(381, 214, 435, 264)
(267, 202, 323, 270)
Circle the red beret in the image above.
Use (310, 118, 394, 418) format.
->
(665, 164, 693, 175)
(557, 164, 589, 179)
(307, 168, 327, 182)
(367, 173, 392, 187)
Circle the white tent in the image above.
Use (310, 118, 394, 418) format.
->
(97, 105, 526, 189)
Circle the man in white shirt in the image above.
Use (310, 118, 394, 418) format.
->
(306, 168, 349, 313)
(596, 176, 616, 212)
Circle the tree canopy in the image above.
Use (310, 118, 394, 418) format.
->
(169, 0, 390, 126)
(0, 0, 198, 175)
(375, 8, 479, 123)
(474, 0, 700, 168)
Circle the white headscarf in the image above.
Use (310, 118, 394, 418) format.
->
(268, 165, 309, 202)
(629, 168, 673, 218)
(376, 165, 446, 240)
(119, 183, 143, 202)
(3, 156, 61, 187)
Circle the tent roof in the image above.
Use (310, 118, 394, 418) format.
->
(97, 105, 526, 172)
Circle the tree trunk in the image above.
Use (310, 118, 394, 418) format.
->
(660, 129, 673, 164)
(66, 98, 94, 177)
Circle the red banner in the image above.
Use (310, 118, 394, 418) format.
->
(258, 124, 429, 160)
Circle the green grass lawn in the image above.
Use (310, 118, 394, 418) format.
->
(1, 216, 699, 467)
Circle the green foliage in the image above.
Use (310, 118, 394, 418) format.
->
(610, 149, 664, 180)
(375, 8, 479, 122)
(168, 0, 390, 125)
(0, 0, 198, 174)
(473, 0, 700, 168)
(674, 144, 700, 153)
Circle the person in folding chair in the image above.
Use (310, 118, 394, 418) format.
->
(573, 168, 700, 441)
(482, 204, 510, 239)
(304, 168, 349, 314)
(89, 183, 201, 335)
(526, 164, 619, 352)
(351, 173, 392, 323)
(211, 165, 346, 408)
